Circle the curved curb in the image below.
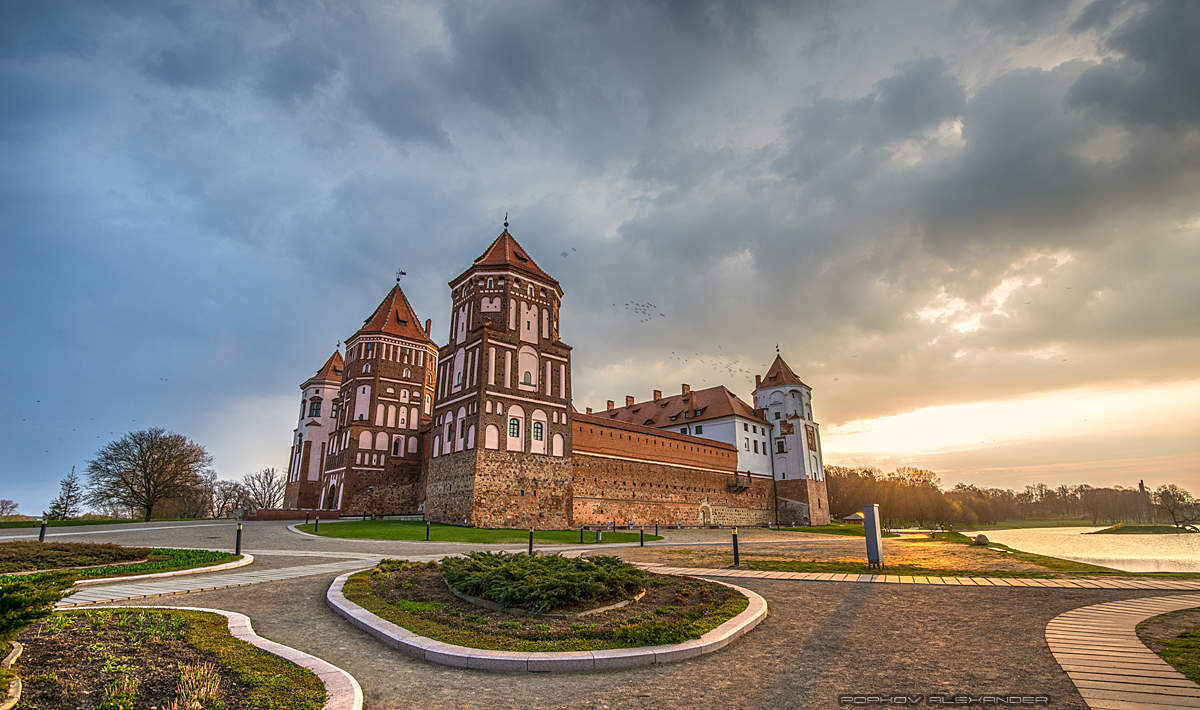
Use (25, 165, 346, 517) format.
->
(71, 605, 362, 710)
(74, 553, 255, 587)
(1, 642, 22, 710)
(1045, 594, 1200, 708)
(327, 568, 767, 672)
(288, 523, 348, 539)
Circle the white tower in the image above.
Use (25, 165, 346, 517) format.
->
(753, 353, 830, 525)
(283, 349, 343, 509)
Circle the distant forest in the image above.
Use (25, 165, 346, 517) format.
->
(825, 466, 1194, 529)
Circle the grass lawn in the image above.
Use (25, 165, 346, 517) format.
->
(0, 517, 218, 529)
(342, 557, 747, 651)
(1150, 624, 1200, 684)
(1090, 524, 1195, 534)
(778, 523, 900, 538)
(0, 541, 237, 579)
(963, 519, 1099, 530)
(18, 608, 325, 709)
(297, 519, 662, 544)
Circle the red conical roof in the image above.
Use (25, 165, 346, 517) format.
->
(304, 350, 344, 386)
(453, 229, 560, 292)
(351, 284, 434, 344)
(755, 354, 809, 391)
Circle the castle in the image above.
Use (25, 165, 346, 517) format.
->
(281, 226, 830, 527)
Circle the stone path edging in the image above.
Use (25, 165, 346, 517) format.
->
(74, 553, 254, 587)
(642, 564, 1200, 590)
(1046, 594, 1200, 709)
(72, 605, 363, 710)
(1, 641, 22, 710)
(326, 568, 767, 672)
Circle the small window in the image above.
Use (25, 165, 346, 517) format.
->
(680, 427, 687, 434)
(743, 423, 748, 431)
(777, 441, 785, 453)
(753, 440, 758, 453)
(363, 363, 370, 373)
(308, 398, 322, 417)
(695, 425, 702, 434)
(403, 368, 411, 378)
(528, 285, 534, 297)
(533, 422, 544, 441)
(488, 278, 494, 288)
(523, 371, 532, 385)
(774, 411, 781, 420)
(448, 422, 455, 441)
(392, 439, 401, 456)
(457, 371, 464, 385)
(509, 418, 520, 438)
(744, 438, 750, 450)
(331, 402, 339, 418)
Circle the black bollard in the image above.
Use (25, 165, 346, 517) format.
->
(528, 528, 534, 556)
(235, 523, 243, 556)
(39, 518, 47, 542)
(655, 523, 658, 537)
(732, 527, 740, 567)
(314, 517, 319, 533)
(579, 527, 584, 544)
(305, 512, 310, 525)
(640, 528, 644, 547)
(425, 520, 430, 541)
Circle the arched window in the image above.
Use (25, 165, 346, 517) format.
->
(532, 421, 544, 441)
(457, 371, 464, 385)
(448, 421, 455, 442)
(363, 363, 370, 373)
(487, 277, 494, 288)
(392, 438, 401, 456)
(403, 368, 411, 378)
(528, 285, 534, 297)
(300, 399, 307, 417)
(523, 371, 532, 385)
(509, 418, 520, 438)
(308, 398, 322, 417)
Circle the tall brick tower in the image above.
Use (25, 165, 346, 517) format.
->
(283, 349, 343, 509)
(318, 282, 438, 513)
(425, 224, 573, 528)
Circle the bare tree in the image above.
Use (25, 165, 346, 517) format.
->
(85, 428, 213, 522)
(242, 467, 285, 509)
(46, 467, 84, 520)
(0, 499, 17, 517)
(212, 479, 250, 518)
(1155, 484, 1199, 529)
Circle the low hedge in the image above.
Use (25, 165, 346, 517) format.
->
(439, 552, 646, 613)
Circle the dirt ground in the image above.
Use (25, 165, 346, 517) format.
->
(604, 536, 1067, 575)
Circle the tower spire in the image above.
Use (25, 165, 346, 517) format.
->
(503, 211, 509, 230)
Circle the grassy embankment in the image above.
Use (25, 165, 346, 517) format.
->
(0, 542, 237, 580)
(1090, 523, 1196, 534)
(778, 523, 900, 537)
(962, 519, 1099, 530)
(296, 519, 662, 544)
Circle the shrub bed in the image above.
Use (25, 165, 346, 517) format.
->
(441, 551, 645, 613)
(344, 556, 748, 651)
(0, 542, 236, 580)
(16, 609, 325, 710)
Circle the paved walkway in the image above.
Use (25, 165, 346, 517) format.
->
(641, 564, 1200, 590)
(1046, 594, 1200, 709)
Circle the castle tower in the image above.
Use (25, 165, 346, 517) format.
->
(753, 354, 831, 525)
(425, 226, 574, 527)
(318, 283, 438, 513)
(283, 349, 343, 509)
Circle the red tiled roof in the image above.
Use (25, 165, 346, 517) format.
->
(600, 385, 767, 427)
(574, 412, 737, 451)
(453, 230, 560, 292)
(305, 350, 344, 385)
(755, 354, 809, 391)
(351, 284, 433, 344)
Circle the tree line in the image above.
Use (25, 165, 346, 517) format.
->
(31, 428, 286, 522)
(826, 465, 1198, 529)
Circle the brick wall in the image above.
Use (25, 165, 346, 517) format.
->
(776, 477, 831, 526)
(572, 414, 774, 527)
(424, 448, 479, 525)
(470, 450, 573, 529)
(239, 508, 340, 521)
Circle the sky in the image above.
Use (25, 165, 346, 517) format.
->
(2, 0, 1198, 513)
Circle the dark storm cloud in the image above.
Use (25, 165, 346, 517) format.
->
(2, 0, 1198, 512)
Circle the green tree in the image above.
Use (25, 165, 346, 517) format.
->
(46, 466, 84, 520)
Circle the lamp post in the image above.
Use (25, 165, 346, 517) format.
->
(731, 527, 740, 567)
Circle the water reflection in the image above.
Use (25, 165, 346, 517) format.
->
(969, 526, 1200, 573)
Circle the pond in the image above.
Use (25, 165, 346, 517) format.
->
(969, 526, 1200, 573)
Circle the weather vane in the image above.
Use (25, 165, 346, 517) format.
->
(776, 343, 780, 355)
(503, 211, 509, 229)
(396, 268, 407, 283)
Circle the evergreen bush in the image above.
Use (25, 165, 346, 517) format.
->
(0, 570, 75, 645)
(441, 552, 646, 613)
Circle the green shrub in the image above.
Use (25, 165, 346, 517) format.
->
(441, 552, 646, 613)
(0, 571, 75, 645)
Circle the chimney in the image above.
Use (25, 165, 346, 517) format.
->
(755, 375, 761, 389)
(653, 389, 662, 401)
(586, 407, 593, 414)
(625, 395, 635, 407)
(681, 383, 691, 396)
(606, 400, 614, 411)
(424, 318, 431, 334)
